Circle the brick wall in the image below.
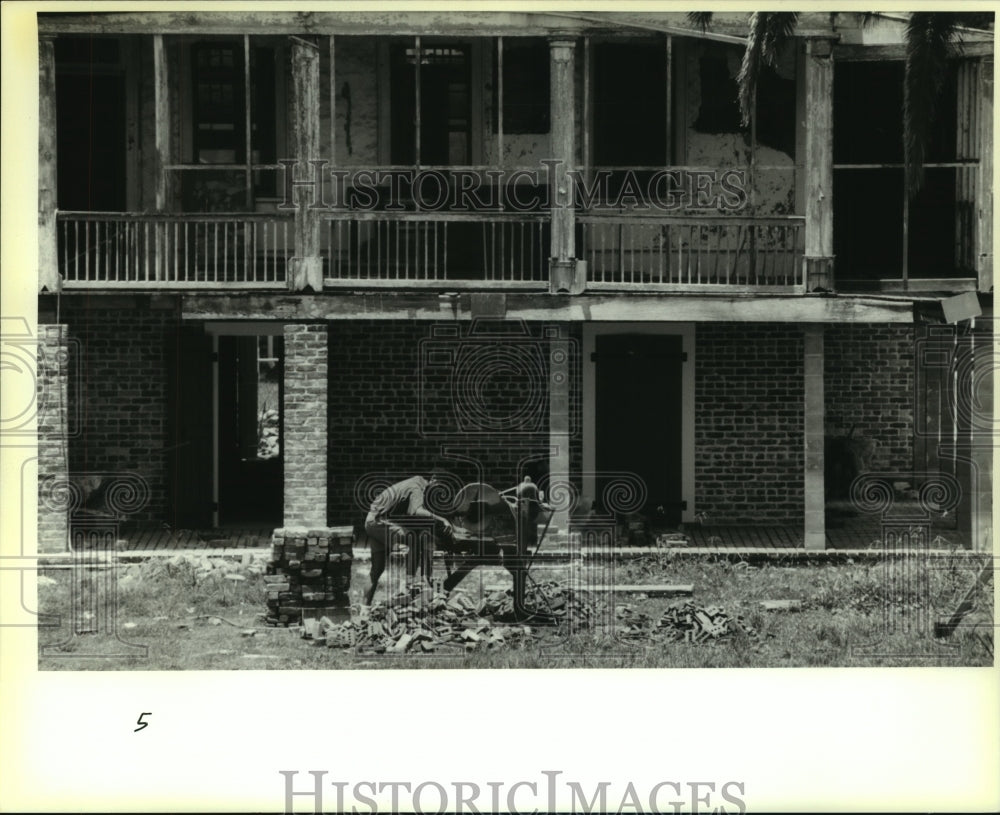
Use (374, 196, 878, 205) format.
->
(695, 324, 805, 524)
(326, 320, 580, 522)
(824, 324, 915, 474)
(284, 323, 330, 527)
(56, 299, 173, 523)
(37, 324, 69, 552)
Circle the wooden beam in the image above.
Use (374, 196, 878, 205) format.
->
(803, 39, 835, 291)
(289, 36, 323, 292)
(38, 36, 60, 292)
(803, 324, 825, 550)
(180, 292, 917, 324)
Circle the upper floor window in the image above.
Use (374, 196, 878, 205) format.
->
(190, 42, 279, 195)
(493, 38, 550, 134)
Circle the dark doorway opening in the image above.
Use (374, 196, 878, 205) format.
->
(390, 42, 471, 166)
(217, 335, 284, 526)
(56, 71, 126, 211)
(594, 334, 684, 526)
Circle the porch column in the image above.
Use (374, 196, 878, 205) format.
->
(549, 37, 582, 294)
(37, 325, 69, 553)
(283, 323, 328, 528)
(803, 39, 835, 292)
(548, 331, 571, 535)
(289, 36, 324, 292)
(38, 36, 60, 292)
(803, 324, 826, 550)
(153, 34, 171, 211)
(976, 58, 993, 292)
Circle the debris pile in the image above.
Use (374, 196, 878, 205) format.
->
(310, 582, 600, 653)
(264, 527, 354, 626)
(617, 602, 755, 643)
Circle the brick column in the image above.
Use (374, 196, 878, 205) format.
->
(804, 324, 825, 550)
(283, 323, 328, 528)
(37, 324, 69, 553)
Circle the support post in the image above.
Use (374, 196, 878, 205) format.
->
(289, 36, 323, 291)
(803, 39, 835, 292)
(548, 331, 571, 536)
(283, 323, 328, 528)
(38, 37, 60, 292)
(549, 37, 583, 294)
(153, 34, 171, 211)
(803, 324, 826, 550)
(977, 57, 993, 293)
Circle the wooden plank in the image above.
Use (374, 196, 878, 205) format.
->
(179, 292, 918, 323)
(38, 37, 60, 292)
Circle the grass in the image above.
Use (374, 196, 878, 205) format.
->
(36, 551, 994, 670)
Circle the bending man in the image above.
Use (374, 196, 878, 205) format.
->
(363, 466, 454, 605)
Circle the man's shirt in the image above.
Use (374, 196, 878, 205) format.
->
(368, 475, 430, 522)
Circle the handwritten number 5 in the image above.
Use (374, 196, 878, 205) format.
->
(135, 712, 152, 732)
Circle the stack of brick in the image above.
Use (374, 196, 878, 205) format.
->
(264, 526, 353, 626)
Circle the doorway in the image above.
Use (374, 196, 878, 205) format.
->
(390, 41, 472, 166)
(584, 325, 694, 527)
(216, 334, 284, 525)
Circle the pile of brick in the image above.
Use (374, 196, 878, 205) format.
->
(264, 527, 353, 626)
(310, 582, 599, 653)
(617, 602, 755, 643)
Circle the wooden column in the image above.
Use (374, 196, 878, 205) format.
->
(549, 333, 571, 535)
(549, 37, 582, 294)
(977, 57, 993, 293)
(803, 39, 835, 292)
(803, 324, 826, 550)
(153, 35, 171, 211)
(289, 36, 323, 292)
(38, 36, 60, 292)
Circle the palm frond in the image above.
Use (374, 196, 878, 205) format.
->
(737, 12, 799, 127)
(904, 12, 960, 194)
(687, 12, 713, 32)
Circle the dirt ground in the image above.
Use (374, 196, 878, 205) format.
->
(34, 546, 994, 670)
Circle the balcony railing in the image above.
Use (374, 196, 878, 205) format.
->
(58, 212, 291, 288)
(56, 210, 806, 292)
(580, 214, 806, 291)
(323, 211, 550, 288)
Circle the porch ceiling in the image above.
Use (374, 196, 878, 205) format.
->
(180, 292, 916, 323)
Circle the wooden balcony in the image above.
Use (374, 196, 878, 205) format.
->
(56, 210, 806, 293)
(58, 212, 290, 288)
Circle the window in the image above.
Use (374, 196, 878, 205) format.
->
(493, 38, 550, 134)
(833, 59, 972, 286)
(190, 43, 278, 195)
(390, 42, 472, 166)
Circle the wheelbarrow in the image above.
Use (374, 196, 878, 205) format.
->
(440, 476, 559, 623)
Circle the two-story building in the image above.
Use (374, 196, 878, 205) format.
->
(35, 10, 994, 554)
